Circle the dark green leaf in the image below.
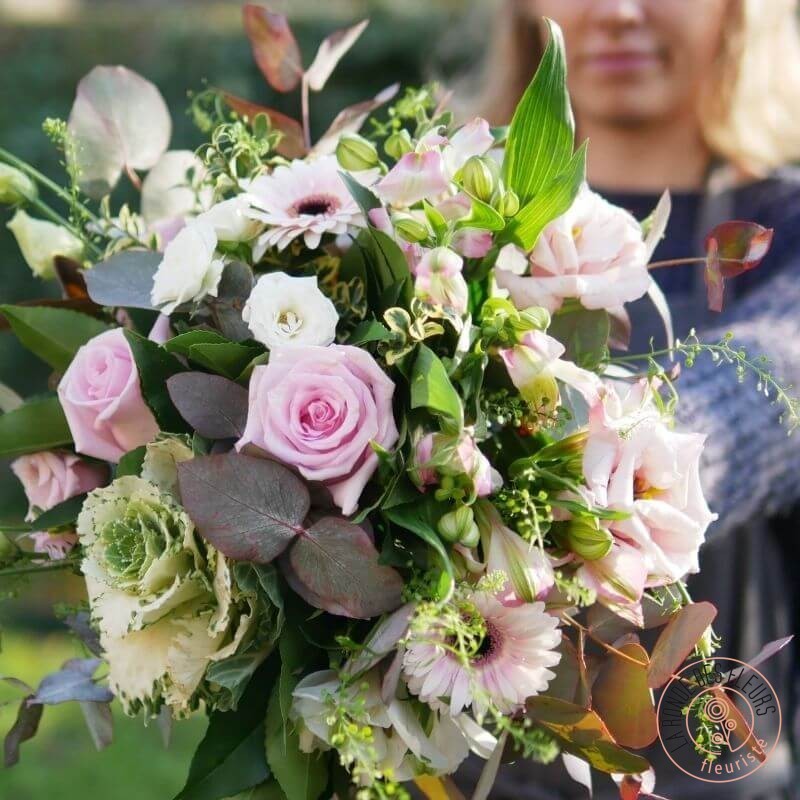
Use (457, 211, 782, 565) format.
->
(165, 330, 231, 357)
(502, 18, 574, 204)
(346, 319, 391, 346)
(547, 302, 610, 370)
(0, 305, 109, 371)
(168, 373, 250, 440)
(178, 453, 310, 563)
(188, 342, 263, 381)
(410, 344, 463, 430)
(116, 446, 147, 478)
(123, 330, 188, 432)
(352, 228, 412, 314)
(0, 396, 72, 458)
(174, 660, 278, 800)
(384, 497, 453, 577)
(339, 171, 381, 217)
(505, 142, 587, 251)
(33, 494, 88, 531)
(84, 250, 161, 310)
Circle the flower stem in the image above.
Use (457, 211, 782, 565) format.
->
(0, 558, 78, 579)
(301, 76, 311, 150)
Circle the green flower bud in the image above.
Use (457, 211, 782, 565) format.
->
(514, 306, 551, 334)
(460, 156, 495, 202)
(392, 215, 429, 244)
(0, 164, 37, 205)
(459, 520, 481, 548)
(385, 129, 414, 160)
(498, 189, 520, 217)
(336, 134, 379, 172)
(565, 518, 613, 561)
(438, 505, 476, 544)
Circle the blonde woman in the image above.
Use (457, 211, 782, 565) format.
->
(458, 2, 800, 798)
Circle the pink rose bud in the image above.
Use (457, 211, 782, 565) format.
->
(374, 151, 448, 207)
(236, 345, 399, 516)
(57, 328, 160, 462)
(11, 451, 106, 516)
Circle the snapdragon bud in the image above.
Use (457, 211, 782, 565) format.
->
(336, 134, 379, 172)
(565, 518, 613, 561)
(384, 129, 414, 160)
(438, 505, 479, 545)
(498, 189, 520, 217)
(460, 156, 495, 202)
(0, 164, 37, 205)
(392, 215, 429, 244)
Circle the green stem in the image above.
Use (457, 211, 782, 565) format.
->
(0, 559, 78, 580)
(25, 195, 103, 260)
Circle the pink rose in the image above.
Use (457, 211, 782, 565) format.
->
(11, 451, 106, 516)
(236, 345, 398, 515)
(57, 328, 159, 462)
(11, 450, 106, 561)
(495, 185, 651, 313)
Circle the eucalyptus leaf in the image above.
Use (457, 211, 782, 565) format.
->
(3, 696, 42, 767)
(32, 659, 113, 705)
(84, 250, 162, 309)
(0, 305, 109, 371)
(80, 701, 113, 751)
(168, 373, 249, 440)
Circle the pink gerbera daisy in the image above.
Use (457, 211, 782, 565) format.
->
(402, 592, 561, 716)
(248, 156, 364, 254)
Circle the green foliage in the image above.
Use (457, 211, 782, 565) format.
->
(409, 344, 463, 431)
(0, 305, 109, 371)
(0, 395, 72, 458)
(547, 302, 610, 370)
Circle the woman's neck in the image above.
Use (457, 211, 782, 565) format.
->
(579, 113, 712, 193)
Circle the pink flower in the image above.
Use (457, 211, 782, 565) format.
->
(582, 381, 717, 592)
(374, 151, 448, 207)
(495, 186, 651, 313)
(499, 330, 602, 411)
(442, 118, 494, 176)
(413, 432, 500, 498)
(236, 345, 398, 515)
(368, 207, 423, 273)
(451, 228, 492, 259)
(403, 591, 561, 715)
(414, 247, 469, 315)
(57, 328, 159, 463)
(11, 450, 106, 561)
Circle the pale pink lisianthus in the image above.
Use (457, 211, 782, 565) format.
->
(495, 185, 651, 313)
(11, 450, 106, 561)
(581, 381, 716, 594)
(403, 591, 561, 715)
(57, 328, 159, 463)
(236, 345, 398, 515)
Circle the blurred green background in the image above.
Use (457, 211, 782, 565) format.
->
(0, 1, 474, 796)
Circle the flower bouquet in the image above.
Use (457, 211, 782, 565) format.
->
(0, 8, 792, 800)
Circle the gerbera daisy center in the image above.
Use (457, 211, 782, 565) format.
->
(291, 193, 341, 217)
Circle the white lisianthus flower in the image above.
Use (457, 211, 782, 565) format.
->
(0, 163, 37, 205)
(150, 220, 225, 314)
(196, 195, 263, 243)
(6, 209, 83, 279)
(242, 271, 338, 349)
(77, 441, 258, 716)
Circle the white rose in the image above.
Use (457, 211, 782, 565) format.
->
(196, 195, 263, 243)
(151, 220, 224, 313)
(242, 271, 338, 349)
(6, 209, 83, 279)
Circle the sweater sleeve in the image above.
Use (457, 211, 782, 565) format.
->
(675, 267, 800, 538)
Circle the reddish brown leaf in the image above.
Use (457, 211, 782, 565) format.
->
(242, 5, 302, 92)
(54, 256, 89, 300)
(592, 643, 658, 749)
(647, 601, 717, 689)
(222, 91, 306, 158)
(305, 19, 369, 92)
(709, 686, 767, 762)
(704, 221, 773, 312)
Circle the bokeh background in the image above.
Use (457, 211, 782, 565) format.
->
(0, 1, 473, 796)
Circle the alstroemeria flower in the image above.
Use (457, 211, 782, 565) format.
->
(441, 117, 495, 177)
(413, 431, 501, 498)
(582, 381, 717, 594)
(414, 246, 469, 315)
(499, 329, 602, 412)
(374, 151, 449, 207)
(495, 185, 651, 313)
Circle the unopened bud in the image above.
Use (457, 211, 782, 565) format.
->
(438, 505, 477, 544)
(497, 189, 520, 217)
(336, 134, 379, 172)
(384, 129, 414, 160)
(460, 156, 495, 202)
(565, 518, 613, 561)
(392, 215, 429, 244)
(0, 164, 37, 206)
(514, 306, 551, 333)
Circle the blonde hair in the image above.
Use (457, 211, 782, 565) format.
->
(471, 0, 800, 176)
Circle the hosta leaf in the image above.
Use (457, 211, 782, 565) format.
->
(167, 373, 249, 440)
(305, 20, 369, 92)
(647, 601, 717, 689)
(242, 5, 302, 93)
(68, 66, 171, 198)
(283, 517, 404, 619)
(178, 452, 309, 563)
(0, 305, 109, 371)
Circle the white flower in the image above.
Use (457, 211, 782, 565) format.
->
(0, 163, 37, 205)
(496, 185, 651, 313)
(248, 156, 364, 253)
(242, 271, 339, 349)
(150, 221, 224, 313)
(6, 209, 83, 279)
(196, 195, 263, 243)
